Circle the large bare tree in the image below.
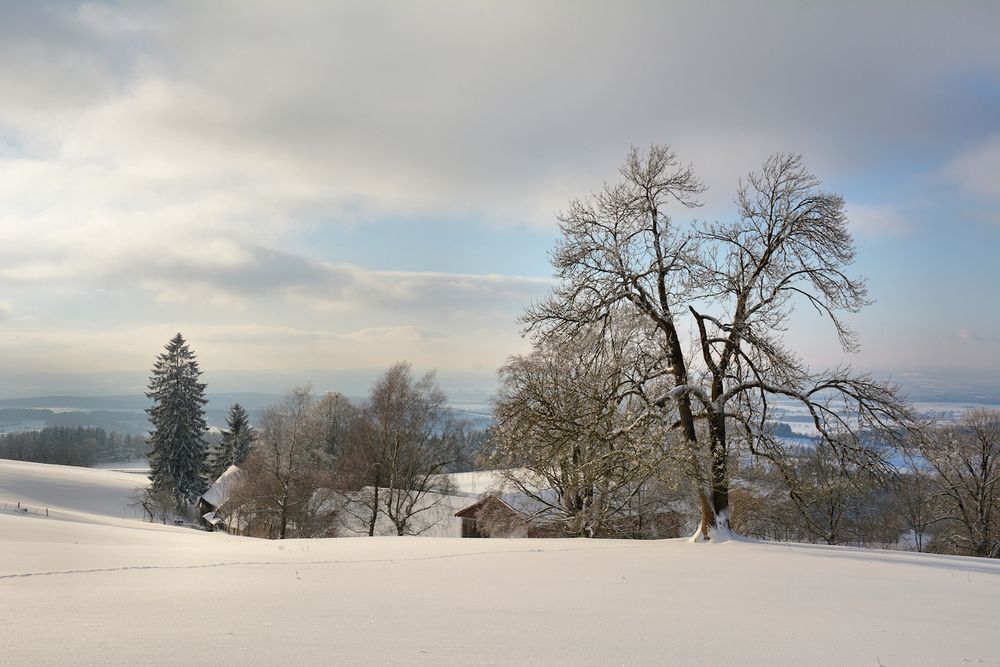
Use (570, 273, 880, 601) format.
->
(526, 145, 914, 540)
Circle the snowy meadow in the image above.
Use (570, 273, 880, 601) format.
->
(2, 459, 999, 666)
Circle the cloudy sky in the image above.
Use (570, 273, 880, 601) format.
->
(0, 1, 998, 399)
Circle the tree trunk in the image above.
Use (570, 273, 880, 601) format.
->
(695, 490, 712, 540)
(709, 447, 731, 535)
(694, 487, 731, 540)
(367, 485, 379, 537)
(694, 413, 731, 540)
(712, 483, 730, 531)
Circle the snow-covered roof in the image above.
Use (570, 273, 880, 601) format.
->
(456, 488, 685, 521)
(199, 465, 242, 509)
(455, 490, 554, 519)
(439, 468, 544, 496)
(498, 490, 556, 516)
(202, 511, 224, 527)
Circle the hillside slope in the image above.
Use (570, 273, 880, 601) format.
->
(2, 461, 999, 666)
(0, 459, 147, 524)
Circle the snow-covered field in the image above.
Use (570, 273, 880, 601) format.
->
(2, 459, 999, 666)
(0, 458, 147, 523)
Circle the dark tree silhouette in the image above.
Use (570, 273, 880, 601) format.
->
(146, 333, 209, 508)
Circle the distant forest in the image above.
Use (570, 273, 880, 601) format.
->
(0, 427, 147, 467)
(0, 407, 153, 435)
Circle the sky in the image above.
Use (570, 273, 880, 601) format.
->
(0, 1, 998, 400)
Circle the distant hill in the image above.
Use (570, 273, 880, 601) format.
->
(0, 394, 493, 435)
(0, 394, 282, 435)
(0, 393, 287, 411)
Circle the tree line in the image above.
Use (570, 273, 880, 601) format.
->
(142, 333, 479, 538)
(226, 367, 478, 539)
(0, 426, 145, 467)
(731, 408, 999, 558)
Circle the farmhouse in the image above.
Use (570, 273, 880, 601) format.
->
(196, 464, 242, 531)
(455, 489, 687, 539)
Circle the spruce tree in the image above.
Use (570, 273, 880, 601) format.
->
(146, 333, 209, 507)
(208, 403, 254, 479)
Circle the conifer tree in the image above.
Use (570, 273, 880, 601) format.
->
(146, 333, 209, 507)
(209, 403, 254, 479)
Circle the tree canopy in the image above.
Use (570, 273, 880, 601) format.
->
(525, 145, 915, 539)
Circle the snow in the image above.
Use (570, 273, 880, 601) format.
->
(443, 467, 549, 496)
(199, 464, 242, 509)
(93, 457, 150, 474)
(442, 468, 514, 495)
(0, 459, 147, 523)
(2, 459, 999, 666)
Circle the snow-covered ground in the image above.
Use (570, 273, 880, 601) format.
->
(0, 458, 147, 523)
(93, 457, 150, 474)
(2, 459, 999, 666)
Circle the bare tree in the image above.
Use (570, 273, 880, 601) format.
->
(312, 391, 358, 460)
(730, 469, 804, 543)
(526, 146, 914, 540)
(228, 388, 334, 539)
(489, 323, 671, 537)
(913, 409, 1000, 558)
(733, 442, 904, 548)
(775, 441, 882, 546)
(130, 487, 177, 525)
(338, 363, 456, 536)
(891, 468, 940, 552)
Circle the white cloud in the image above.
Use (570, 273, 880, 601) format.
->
(0, 1, 998, 388)
(4, 2, 999, 230)
(8, 244, 543, 314)
(941, 135, 1000, 201)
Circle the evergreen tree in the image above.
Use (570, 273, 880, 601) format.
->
(146, 333, 209, 507)
(209, 403, 254, 479)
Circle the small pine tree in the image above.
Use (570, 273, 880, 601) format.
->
(146, 333, 210, 508)
(209, 403, 254, 479)
(230, 404, 254, 466)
